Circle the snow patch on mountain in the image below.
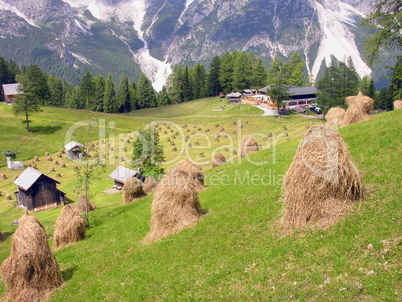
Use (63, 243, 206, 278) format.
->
(311, 0, 371, 80)
(0, 0, 39, 27)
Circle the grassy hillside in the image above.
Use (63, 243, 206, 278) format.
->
(0, 102, 400, 301)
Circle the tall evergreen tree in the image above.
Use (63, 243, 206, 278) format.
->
(267, 55, 284, 84)
(233, 51, 249, 91)
(158, 85, 171, 106)
(0, 56, 10, 102)
(252, 57, 267, 88)
(247, 52, 257, 88)
(181, 66, 193, 102)
(62, 80, 74, 108)
(288, 52, 304, 86)
(191, 64, 207, 99)
(20, 64, 50, 106)
(48, 75, 63, 107)
(137, 73, 157, 109)
(117, 73, 130, 113)
(68, 86, 82, 109)
(93, 74, 106, 112)
(80, 71, 94, 111)
(129, 81, 138, 110)
(219, 52, 234, 94)
(389, 56, 402, 100)
(206, 55, 221, 96)
(169, 65, 183, 103)
(103, 73, 116, 113)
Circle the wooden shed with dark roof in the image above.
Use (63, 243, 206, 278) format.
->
(2, 83, 23, 104)
(14, 167, 66, 212)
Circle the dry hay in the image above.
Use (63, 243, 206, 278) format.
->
(53, 205, 85, 249)
(232, 130, 237, 135)
(169, 159, 204, 191)
(341, 91, 374, 127)
(283, 132, 289, 137)
(147, 173, 203, 241)
(169, 141, 175, 146)
(30, 163, 37, 169)
(166, 137, 170, 142)
(212, 153, 226, 167)
(281, 125, 363, 229)
(245, 120, 248, 125)
(47, 156, 53, 162)
(195, 141, 199, 146)
(0, 191, 2, 197)
(326, 107, 346, 127)
(205, 128, 209, 132)
(267, 132, 273, 137)
(1, 216, 63, 302)
(283, 125, 288, 131)
(56, 153, 62, 158)
(232, 150, 237, 155)
(240, 135, 259, 158)
(77, 196, 97, 212)
(394, 100, 402, 110)
(60, 163, 66, 168)
(34, 156, 39, 162)
(214, 137, 220, 142)
(187, 143, 192, 148)
(172, 147, 177, 151)
(45, 152, 49, 157)
(0, 173, 7, 180)
(54, 160, 59, 165)
(120, 156, 125, 162)
(49, 166, 55, 173)
(193, 125, 197, 128)
(199, 152, 205, 157)
(55, 172, 61, 178)
(73, 164, 78, 171)
(220, 127, 225, 131)
(143, 176, 157, 193)
(5, 193, 12, 200)
(215, 123, 219, 127)
(163, 130, 167, 134)
(203, 122, 207, 126)
(232, 121, 237, 125)
(122, 178, 147, 204)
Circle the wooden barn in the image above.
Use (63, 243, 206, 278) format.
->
(14, 167, 66, 212)
(2, 83, 23, 104)
(65, 141, 83, 160)
(108, 166, 140, 190)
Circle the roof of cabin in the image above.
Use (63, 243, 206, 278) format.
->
(64, 141, 83, 151)
(2, 83, 23, 96)
(14, 167, 60, 191)
(108, 166, 137, 183)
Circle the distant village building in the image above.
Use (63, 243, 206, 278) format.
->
(258, 85, 318, 109)
(6, 157, 24, 170)
(109, 166, 142, 190)
(14, 167, 66, 212)
(65, 141, 84, 160)
(226, 92, 242, 104)
(2, 83, 23, 104)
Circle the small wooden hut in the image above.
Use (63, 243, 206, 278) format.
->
(64, 141, 83, 160)
(108, 166, 142, 190)
(13, 167, 66, 212)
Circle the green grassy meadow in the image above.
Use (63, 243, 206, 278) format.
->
(0, 99, 401, 301)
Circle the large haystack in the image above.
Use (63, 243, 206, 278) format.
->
(326, 107, 346, 127)
(19, 215, 45, 230)
(143, 176, 157, 193)
(341, 91, 374, 127)
(394, 100, 402, 110)
(170, 159, 204, 191)
(122, 178, 147, 204)
(53, 205, 86, 249)
(212, 153, 226, 167)
(147, 173, 203, 241)
(77, 196, 97, 212)
(1, 216, 63, 302)
(282, 125, 363, 229)
(240, 135, 259, 158)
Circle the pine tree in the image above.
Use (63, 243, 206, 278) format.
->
(252, 57, 267, 89)
(80, 71, 94, 111)
(68, 86, 82, 109)
(48, 75, 63, 107)
(267, 55, 283, 84)
(158, 85, 171, 106)
(181, 66, 193, 102)
(169, 65, 183, 103)
(206, 55, 221, 96)
(219, 52, 234, 94)
(191, 64, 207, 99)
(233, 51, 248, 91)
(247, 52, 257, 88)
(288, 52, 304, 86)
(117, 73, 130, 113)
(137, 73, 157, 109)
(93, 74, 105, 112)
(62, 80, 74, 108)
(103, 73, 116, 113)
(129, 81, 138, 110)
(359, 76, 370, 94)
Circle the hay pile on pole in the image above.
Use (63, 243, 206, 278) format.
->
(147, 172, 203, 241)
(1, 215, 63, 302)
(143, 176, 157, 193)
(212, 153, 226, 167)
(19, 214, 45, 230)
(77, 196, 97, 212)
(281, 125, 363, 229)
(169, 159, 204, 191)
(122, 178, 147, 204)
(341, 91, 374, 127)
(240, 135, 259, 158)
(53, 205, 85, 249)
(0, 173, 7, 180)
(326, 107, 346, 127)
(394, 100, 402, 110)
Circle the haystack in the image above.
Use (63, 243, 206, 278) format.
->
(1, 216, 63, 302)
(34, 156, 39, 162)
(212, 153, 226, 167)
(53, 205, 85, 249)
(45, 152, 49, 157)
(147, 173, 203, 241)
(240, 135, 259, 158)
(143, 176, 157, 194)
(169, 159, 204, 191)
(122, 178, 147, 204)
(394, 100, 402, 110)
(341, 91, 374, 127)
(19, 214, 45, 230)
(326, 107, 346, 127)
(77, 196, 97, 212)
(281, 125, 363, 229)
(0, 173, 6, 180)
(5, 193, 12, 200)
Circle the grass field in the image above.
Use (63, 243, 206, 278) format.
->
(0, 100, 400, 301)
